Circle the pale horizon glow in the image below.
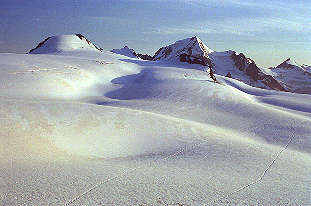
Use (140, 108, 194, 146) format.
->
(0, 0, 310, 67)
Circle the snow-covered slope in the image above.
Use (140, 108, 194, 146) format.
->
(209, 51, 287, 91)
(28, 34, 102, 54)
(269, 58, 311, 94)
(1, 35, 311, 206)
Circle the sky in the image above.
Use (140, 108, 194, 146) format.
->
(0, 0, 310, 67)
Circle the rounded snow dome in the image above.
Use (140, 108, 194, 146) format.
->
(28, 34, 101, 54)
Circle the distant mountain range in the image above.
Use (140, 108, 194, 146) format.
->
(110, 46, 153, 60)
(148, 37, 287, 91)
(29, 34, 311, 94)
(269, 58, 311, 94)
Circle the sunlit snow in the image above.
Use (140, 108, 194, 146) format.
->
(1, 35, 311, 206)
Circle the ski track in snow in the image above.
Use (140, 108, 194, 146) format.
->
(62, 110, 298, 206)
(63, 134, 293, 206)
(64, 141, 205, 206)
(207, 132, 295, 205)
(57, 99, 309, 205)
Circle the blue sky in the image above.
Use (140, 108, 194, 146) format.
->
(0, 0, 310, 67)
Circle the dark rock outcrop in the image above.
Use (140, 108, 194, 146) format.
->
(136, 53, 153, 60)
(178, 53, 211, 67)
(27, 37, 51, 54)
(153, 47, 172, 60)
(276, 58, 294, 69)
(245, 62, 261, 81)
(231, 52, 287, 91)
(75, 34, 102, 51)
(261, 75, 288, 91)
(231, 53, 249, 71)
(209, 68, 217, 82)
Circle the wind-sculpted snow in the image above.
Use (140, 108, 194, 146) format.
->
(1, 98, 264, 160)
(1, 45, 311, 205)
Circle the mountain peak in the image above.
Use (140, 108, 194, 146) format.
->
(276, 58, 300, 69)
(271, 58, 311, 94)
(153, 36, 214, 66)
(111, 46, 153, 60)
(28, 34, 101, 54)
(191, 36, 200, 41)
(284, 58, 297, 65)
(111, 46, 137, 58)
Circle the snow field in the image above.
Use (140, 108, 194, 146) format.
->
(0, 38, 311, 205)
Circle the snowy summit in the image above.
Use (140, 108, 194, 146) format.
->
(153, 36, 214, 66)
(28, 34, 102, 54)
